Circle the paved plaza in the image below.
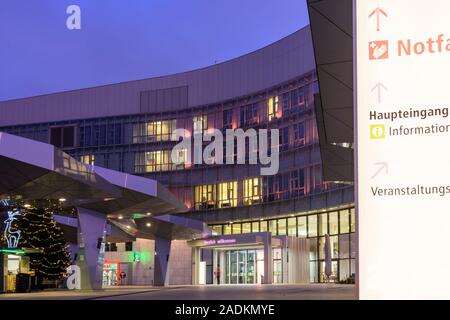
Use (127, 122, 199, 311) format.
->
(0, 284, 356, 300)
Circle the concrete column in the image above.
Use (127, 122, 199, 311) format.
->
(76, 207, 107, 290)
(191, 247, 201, 285)
(154, 236, 171, 286)
(212, 250, 217, 284)
(220, 251, 226, 285)
(263, 233, 273, 284)
(282, 237, 289, 284)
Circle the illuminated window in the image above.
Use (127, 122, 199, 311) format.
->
(242, 222, 251, 234)
(268, 96, 280, 121)
(194, 184, 216, 210)
(232, 223, 241, 234)
(212, 225, 222, 235)
(329, 211, 339, 235)
(224, 224, 232, 235)
(260, 220, 268, 232)
(80, 154, 95, 166)
(146, 150, 170, 172)
(193, 115, 207, 135)
(218, 181, 237, 208)
(268, 220, 277, 234)
(243, 178, 262, 205)
(278, 218, 287, 235)
(132, 119, 176, 143)
(308, 215, 318, 237)
(340, 209, 350, 233)
(319, 213, 328, 236)
(298, 216, 307, 237)
(287, 217, 297, 236)
(173, 148, 188, 169)
(134, 149, 188, 173)
(350, 208, 355, 233)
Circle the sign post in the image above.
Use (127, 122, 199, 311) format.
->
(355, 0, 450, 299)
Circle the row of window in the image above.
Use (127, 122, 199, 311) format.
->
(210, 208, 355, 237)
(129, 120, 312, 174)
(134, 149, 188, 173)
(210, 207, 356, 283)
(191, 166, 320, 210)
(130, 91, 307, 144)
(3, 77, 316, 151)
(104, 241, 133, 252)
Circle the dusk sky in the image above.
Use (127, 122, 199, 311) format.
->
(0, 0, 309, 101)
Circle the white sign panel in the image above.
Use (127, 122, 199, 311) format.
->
(356, 0, 450, 299)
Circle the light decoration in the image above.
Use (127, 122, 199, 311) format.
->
(4, 210, 22, 248)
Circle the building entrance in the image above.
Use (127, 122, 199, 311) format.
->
(224, 249, 263, 284)
(102, 261, 120, 286)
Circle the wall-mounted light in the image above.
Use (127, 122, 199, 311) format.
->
(23, 204, 31, 208)
(146, 223, 151, 227)
(58, 198, 66, 202)
(146, 212, 152, 216)
(118, 215, 123, 220)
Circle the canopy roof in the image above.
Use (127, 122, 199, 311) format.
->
(0, 132, 203, 240)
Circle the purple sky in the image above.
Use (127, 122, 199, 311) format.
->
(0, 0, 309, 101)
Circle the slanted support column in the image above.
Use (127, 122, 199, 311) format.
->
(76, 207, 107, 290)
(263, 233, 273, 284)
(154, 236, 171, 286)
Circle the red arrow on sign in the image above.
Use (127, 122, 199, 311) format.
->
(369, 7, 388, 32)
(371, 82, 388, 104)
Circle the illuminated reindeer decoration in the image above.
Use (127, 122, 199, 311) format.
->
(4, 210, 21, 248)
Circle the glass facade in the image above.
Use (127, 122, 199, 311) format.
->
(0, 69, 354, 284)
(225, 249, 258, 284)
(209, 206, 355, 283)
(0, 72, 346, 214)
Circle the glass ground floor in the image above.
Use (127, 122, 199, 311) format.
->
(189, 233, 309, 285)
(209, 206, 356, 283)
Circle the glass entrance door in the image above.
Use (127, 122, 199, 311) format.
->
(225, 249, 257, 284)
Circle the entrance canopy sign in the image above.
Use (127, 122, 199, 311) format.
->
(355, 0, 450, 299)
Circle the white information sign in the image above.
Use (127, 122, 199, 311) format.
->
(356, 0, 450, 299)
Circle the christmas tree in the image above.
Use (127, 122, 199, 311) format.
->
(15, 207, 71, 280)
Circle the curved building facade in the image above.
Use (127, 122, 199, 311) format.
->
(0, 26, 354, 284)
